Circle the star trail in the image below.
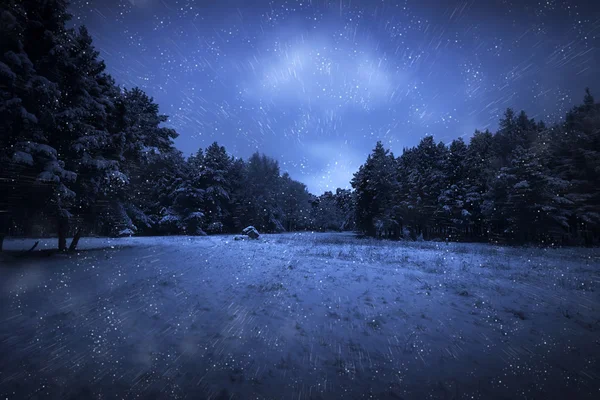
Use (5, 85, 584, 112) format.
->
(70, 0, 600, 194)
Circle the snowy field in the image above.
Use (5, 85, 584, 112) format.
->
(0, 233, 599, 400)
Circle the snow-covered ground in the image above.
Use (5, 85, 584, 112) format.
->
(0, 233, 598, 399)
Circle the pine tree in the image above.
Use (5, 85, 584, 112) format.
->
(485, 132, 564, 244)
(438, 138, 468, 239)
(114, 87, 179, 160)
(200, 142, 231, 233)
(54, 26, 124, 242)
(245, 153, 285, 232)
(404, 137, 448, 239)
(311, 191, 341, 231)
(502, 146, 555, 242)
(164, 148, 205, 235)
(351, 141, 397, 237)
(112, 87, 179, 235)
(463, 130, 494, 239)
(493, 109, 541, 169)
(127, 148, 187, 234)
(281, 173, 311, 231)
(224, 157, 248, 232)
(335, 188, 355, 231)
(553, 89, 600, 245)
(0, 0, 78, 249)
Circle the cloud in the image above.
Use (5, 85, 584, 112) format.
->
(243, 33, 405, 114)
(233, 24, 415, 194)
(299, 140, 365, 195)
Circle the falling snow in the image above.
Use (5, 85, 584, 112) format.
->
(1, 234, 599, 399)
(69, 0, 600, 194)
(1, 0, 600, 399)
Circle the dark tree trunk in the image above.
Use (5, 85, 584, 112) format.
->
(69, 229, 82, 252)
(366, 219, 376, 237)
(58, 232, 67, 252)
(0, 213, 10, 252)
(584, 231, 593, 247)
(26, 241, 39, 253)
(57, 215, 69, 252)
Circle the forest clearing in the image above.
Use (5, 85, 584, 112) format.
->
(1, 233, 598, 399)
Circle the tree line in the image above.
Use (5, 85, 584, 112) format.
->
(0, 0, 356, 251)
(351, 92, 600, 246)
(2, 1, 597, 250)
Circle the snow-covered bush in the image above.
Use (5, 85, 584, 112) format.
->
(184, 211, 205, 235)
(206, 221, 223, 234)
(158, 210, 184, 235)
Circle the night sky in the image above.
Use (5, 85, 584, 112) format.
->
(69, 0, 600, 194)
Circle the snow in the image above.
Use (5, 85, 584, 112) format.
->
(11, 150, 34, 165)
(21, 142, 58, 158)
(0, 60, 16, 81)
(186, 211, 205, 220)
(36, 170, 60, 182)
(20, 106, 38, 124)
(0, 233, 598, 399)
(117, 228, 135, 237)
(242, 225, 260, 238)
(159, 213, 180, 224)
(513, 180, 530, 189)
(2, 51, 21, 68)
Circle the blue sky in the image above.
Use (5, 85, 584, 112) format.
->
(70, 0, 600, 194)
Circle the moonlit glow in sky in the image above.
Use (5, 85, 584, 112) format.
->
(70, 0, 600, 194)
